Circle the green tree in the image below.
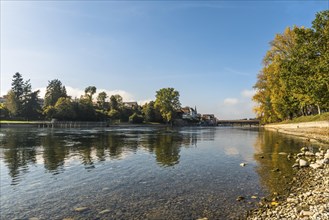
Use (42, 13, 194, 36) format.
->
(5, 90, 20, 117)
(84, 86, 97, 101)
(155, 88, 181, 124)
(129, 112, 144, 124)
(5, 73, 41, 119)
(142, 101, 162, 123)
(11, 72, 24, 101)
(21, 90, 42, 120)
(253, 10, 329, 123)
(44, 79, 67, 108)
(54, 97, 76, 120)
(109, 94, 123, 110)
(96, 91, 108, 110)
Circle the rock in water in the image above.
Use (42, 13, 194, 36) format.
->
(99, 209, 110, 214)
(74, 207, 89, 212)
(299, 159, 309, 167)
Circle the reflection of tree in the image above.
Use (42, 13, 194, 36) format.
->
(1, 128, 200, 184)
(253, 130, 304, 195)
(41, 134, 68, 173)
(1, 129, 38, 184)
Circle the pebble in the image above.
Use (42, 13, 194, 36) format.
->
(99, 209, 110, 214)
(247, 146, 329, 220)
(74, 207, 89, 212)
(299, 159, 309, 167)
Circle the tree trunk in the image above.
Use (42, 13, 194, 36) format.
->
(317, 104, 321, 115)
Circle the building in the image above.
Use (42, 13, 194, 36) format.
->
(181, 106, 200, 121)
(123, 102, 139, 109)
(201, 114, 217, 126)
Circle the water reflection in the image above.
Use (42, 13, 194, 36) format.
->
(253, 129, 314, 196)
(0, 128, 201, 184)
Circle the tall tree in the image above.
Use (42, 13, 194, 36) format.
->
(253, 10, 329, 123)
(5, 90, 20, 117)
(11, 72, 24, 100)
(96, 91, 108, 110)
(44, 79, 67, 107)
(155, 88, 181, 124)
(5, 73, 41, 119)
(84, 86, 97, 101)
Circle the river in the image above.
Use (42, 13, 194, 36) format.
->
(0, 127, 320, 219)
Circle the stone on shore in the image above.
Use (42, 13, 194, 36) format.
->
(299, 159, 309, 167)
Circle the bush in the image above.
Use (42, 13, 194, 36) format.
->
(129, 113, 144, 124)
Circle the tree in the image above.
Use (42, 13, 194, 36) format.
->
(155, 88, 181, 124)
(253, 10, 329, 123)
(44, 79, 67, 108)
(129, 113, 144, 124)
(53, 97, 76, 120)
(109, 94, 123, 110)
(21, 90, 42, 120)
(5, 90, 20, 117)
(142, 101, 162, 123)
(84, 86, 97, 101)
(96, 91, 108, 110)
(11, 72, 24, 100)
(5, 73, 41, 119)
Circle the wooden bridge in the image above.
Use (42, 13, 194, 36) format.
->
(217, 119, 260, 127)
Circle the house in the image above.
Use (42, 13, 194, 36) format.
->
(181, 106, 200, 121)
(0, 97, 6, 104)
(123, 102, 138, 109)
(201, 114, 217, 126)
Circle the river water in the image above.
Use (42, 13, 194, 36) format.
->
(0, 127, 320, 219)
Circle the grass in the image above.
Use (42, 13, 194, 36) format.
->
(278, 112, 329, 124)
(0, 120, 46, 124)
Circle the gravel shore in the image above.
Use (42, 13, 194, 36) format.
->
(265, 121, 329, 144)
(247, 147, 329, 220)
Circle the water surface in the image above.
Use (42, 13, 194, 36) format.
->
(0, 127, 319, 219)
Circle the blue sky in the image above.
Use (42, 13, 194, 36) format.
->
(1, 1, 328, 119)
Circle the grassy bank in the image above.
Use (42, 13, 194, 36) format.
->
(277, 112, 329, 124)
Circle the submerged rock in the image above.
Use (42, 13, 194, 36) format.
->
(99, 209, 110, 214)
(74, 207, 89, 212)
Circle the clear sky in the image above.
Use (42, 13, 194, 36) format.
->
(1, 1, 328, 119)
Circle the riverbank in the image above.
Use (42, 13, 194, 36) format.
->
(247, 147, 329, 219)
(265, 121, 329, 145)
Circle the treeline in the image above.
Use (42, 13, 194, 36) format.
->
(1, 73, 181, 124)
(253, 10, 329, 123)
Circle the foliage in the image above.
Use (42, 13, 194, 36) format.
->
(129, 113, 144, 124)
(0, 103, 9, 119)
(155, 88, 181, 123)
(108, 109, 120, 120)
(5, 73, 41, 120)
(53, 97, 76, 120)
(84, 86, 97, 101)
(109, 95, 123, 110)
(96, 91, 108, 110)
(44, 79, 67, 108)
(142, 101, 162, 123)
(253, 10, 329, 124)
